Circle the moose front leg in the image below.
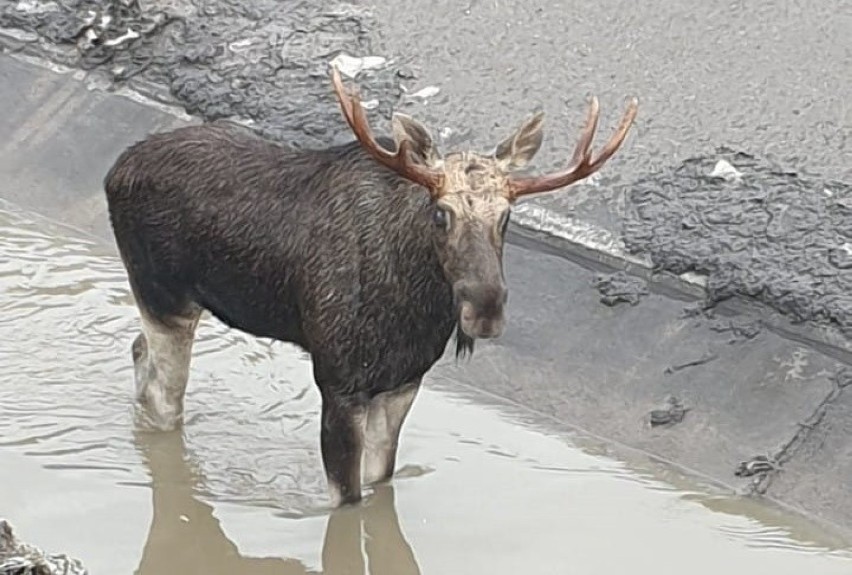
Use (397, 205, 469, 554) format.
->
(363, 381, 420, 486)
(320, 396, 367, 507)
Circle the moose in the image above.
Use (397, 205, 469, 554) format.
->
(104, 66, 638, 507)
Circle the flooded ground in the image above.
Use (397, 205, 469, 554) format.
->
(2, 206, 852, 575)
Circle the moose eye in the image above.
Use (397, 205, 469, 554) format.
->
(433, 207, 450, 229)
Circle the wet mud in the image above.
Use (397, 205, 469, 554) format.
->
(592, 271, 648, 307)
(3, 203, 852, 573)
(622, 149, 852, 340)
(0, 0, 401, 147)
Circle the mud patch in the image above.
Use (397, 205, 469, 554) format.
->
(0, 0, 401, 147)
(623, 149, 852, 340)
(592, 271, 648, 307)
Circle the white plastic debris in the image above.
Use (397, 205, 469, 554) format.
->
(179, 515, 189, 523)
(15, 0, 59, 14)
(583, 171, 602, 187)
(82, 10, 97, 27)
(104, 28, 140, 47)
(360, 99, 379, 110)
(329, 53, 387, 79)
(709, 159, 743, 181)
(406, 85, 441, 100)
(229, 38, 255, 52)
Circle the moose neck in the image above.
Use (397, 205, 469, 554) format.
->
(312, 139, 476, 362)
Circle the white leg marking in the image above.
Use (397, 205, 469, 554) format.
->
(362, 382, 420, 485)
(327, 482, 343, 509)
(133, 311, 200, 430)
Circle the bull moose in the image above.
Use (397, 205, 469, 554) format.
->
(104, 66, 638, 506)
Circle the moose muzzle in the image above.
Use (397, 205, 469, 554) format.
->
(454, 280, 508, 339)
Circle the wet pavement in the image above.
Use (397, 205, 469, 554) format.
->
(2, 200, 852, 574)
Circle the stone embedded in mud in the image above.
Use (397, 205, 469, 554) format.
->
(833, 369, 852, 389)
(591, 271, 648, 307)
(707, 316, 762, 343)
(735, 455, 777, 478)
(622, 148, 852, 341)
(0, 519, 88, 575)
(649, 395, 690, 427)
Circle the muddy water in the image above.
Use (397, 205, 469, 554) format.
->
(1, 201, 852, 575)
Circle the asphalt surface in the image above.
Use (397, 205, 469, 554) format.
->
(1, 0, 852, 535)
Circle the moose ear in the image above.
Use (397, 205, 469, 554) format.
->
(494, 111, 544, 170)
(391, 113, 439, 165)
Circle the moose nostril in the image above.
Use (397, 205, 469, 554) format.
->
(460, 301, 475, 323)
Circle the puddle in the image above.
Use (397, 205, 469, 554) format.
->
(1, 200, 852, 574)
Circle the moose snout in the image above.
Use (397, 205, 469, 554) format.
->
(454, 281, 508, 339)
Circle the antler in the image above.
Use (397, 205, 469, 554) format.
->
(509, 96, 639, 198)
(330, 66, 444, 191)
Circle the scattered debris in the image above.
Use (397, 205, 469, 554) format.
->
(709, 158, 743, 182)
(395, 66, 416, 80)
(13, 0, 60, 15)
(329, 53, 387, 79)
(708, 317, 762, 343)
(828, 242, 852, 269)
(0, 519, 89, 575)
(664, 350, 718, 374)
(0, 0, 401, 148)
(833, 368, 852, 389)
(735, 455, 777, 477)
(102, 27, 139, 47)
(679, 302, 709, 319)
(405, 85, 441, 100)
(624, 149, 852, 341)
(649, 395, 690, 427)
(591, 271, 648, 307)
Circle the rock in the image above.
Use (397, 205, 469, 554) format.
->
(591, 271, 648, 307)
(0, 519, 88, 575)
(649, 395, 690, 427)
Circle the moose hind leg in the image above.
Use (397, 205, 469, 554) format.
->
(132, 309, 201, 431)
(363, 381, 420, 486)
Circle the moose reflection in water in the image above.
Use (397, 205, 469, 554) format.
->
(133, 428, 420, 575)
